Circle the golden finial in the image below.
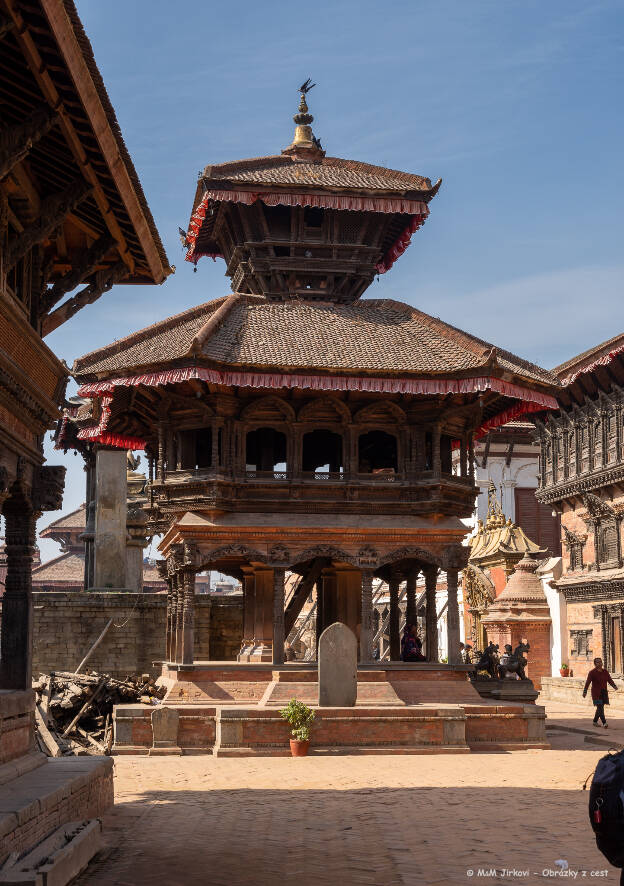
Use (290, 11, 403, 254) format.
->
(283, 79, 324, 156)
(485, 480, 505, 529)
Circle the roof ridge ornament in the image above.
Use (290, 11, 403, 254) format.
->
(282, 79, 325, 159)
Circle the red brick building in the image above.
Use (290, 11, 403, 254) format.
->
(536, 333, 624, 678)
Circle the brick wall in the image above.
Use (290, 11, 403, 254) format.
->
(29, 592, 243, 679)
(0, 757, 113, 863)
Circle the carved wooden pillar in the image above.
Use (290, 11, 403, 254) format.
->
(242, 570, 256, 646)
(389, 568, 401, 661)
(211, 418, 219, 470)
(424, 567, 438, 662)
(165, 568, 175, 661)
(272, 567, 286, 666)
(459, 435, 468, 478)
(405, 567, 419, 627)
(468, 433, 475, 482)
(157, 420, 167, 482)
(174, 574, 184, 662)
(82, 451, 96, 590)
(181, 564, 196, 666)
(315, 579, 324, 651)
(360, 569, 374, 664)
(0, 501, 36, 690)
(432, 423, 441, 477)
(446, 567, 461, 665)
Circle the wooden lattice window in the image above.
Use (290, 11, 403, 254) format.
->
(570, 629, 592, 658)
(597, 520, 619, 567)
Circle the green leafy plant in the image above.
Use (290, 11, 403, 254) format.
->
(560, 663, 569, 670)
(279, 698, 315, 742)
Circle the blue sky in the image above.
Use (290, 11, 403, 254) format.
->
(37, 0, 624, 560)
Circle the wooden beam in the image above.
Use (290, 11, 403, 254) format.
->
(42, 260, 126, 335)
(0, 12, 14, 41)
(39, 0, 168, 281)
(5, 178, 91, 269)
(0, 105, 58, 181)
(39, 232, 115, 314)
(505, 440, 515, 467)
(481, 434, 491, 468)
(3, 0, 136, 275)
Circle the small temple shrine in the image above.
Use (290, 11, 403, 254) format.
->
(59, 85, 558, 753)
(463, 482, 552, 686)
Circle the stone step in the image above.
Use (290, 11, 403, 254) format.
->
(0, 757, 113, 863)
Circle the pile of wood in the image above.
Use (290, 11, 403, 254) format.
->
(32, 671, 166, 757)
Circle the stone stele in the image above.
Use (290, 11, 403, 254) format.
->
(318, 622, 358, 707)
(149, 706, 181, 755)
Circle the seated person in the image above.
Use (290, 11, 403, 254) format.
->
(401, 624, 426, 662)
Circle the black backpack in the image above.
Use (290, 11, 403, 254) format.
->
(588, 748, 624, 870)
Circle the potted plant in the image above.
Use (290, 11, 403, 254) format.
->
(560, 663, 570, 677)
(279, 698, 315, 757)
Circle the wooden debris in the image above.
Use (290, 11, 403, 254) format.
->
(32, 669, 166, 756)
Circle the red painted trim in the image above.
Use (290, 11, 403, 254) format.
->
(70, 367, 556, 447)
(560, 343, 624, 386)
(77, 367, 557, 409)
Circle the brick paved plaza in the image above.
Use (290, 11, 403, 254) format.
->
(75, 701, 624, 886)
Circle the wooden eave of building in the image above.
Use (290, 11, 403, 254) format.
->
(0, 289, 67, 427)
(0, 0, 172, 333)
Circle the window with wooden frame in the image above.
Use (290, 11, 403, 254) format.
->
(570, 629, 592, 658)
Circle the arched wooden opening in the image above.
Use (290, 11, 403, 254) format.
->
(178, 427, 214, 470)
(358, 430, 398, 473)
(246, 427, 288, 472)
(302, 429, 343, 473)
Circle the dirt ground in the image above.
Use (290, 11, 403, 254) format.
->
(76, 700, 624, 886)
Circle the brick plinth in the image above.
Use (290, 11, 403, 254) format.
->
(0, 756, 113, 863)
(113, 701, 547, 755)
(0, 690, 35, 765)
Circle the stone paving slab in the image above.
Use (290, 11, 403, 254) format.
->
(77, 726, 620, 886)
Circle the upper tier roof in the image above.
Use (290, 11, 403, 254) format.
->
(40, 504, 86, 536)
(199, 154, 436, 196)
(73, 294, 558, 389)
(553, 332, 624, 386)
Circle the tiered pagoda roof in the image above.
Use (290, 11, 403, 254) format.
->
(58, 84, 560, 452)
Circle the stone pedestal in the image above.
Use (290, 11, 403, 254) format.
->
(318, 622, 357, 707)
(149, 706, 181, 755)
(92, 449, 128, 591)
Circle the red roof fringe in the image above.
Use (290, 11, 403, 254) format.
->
(71, 367, 557, 449)
(559, 343, 624, 387)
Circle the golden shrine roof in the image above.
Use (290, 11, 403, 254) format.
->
(469, 482, 547, 563)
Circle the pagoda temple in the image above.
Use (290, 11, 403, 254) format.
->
(61, 85, 559, 677)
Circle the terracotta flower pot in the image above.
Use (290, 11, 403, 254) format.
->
(560, 669, 570, 677)
(289, 739, 310, 757)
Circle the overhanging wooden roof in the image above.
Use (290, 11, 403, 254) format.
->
(0, 0, 173, 332)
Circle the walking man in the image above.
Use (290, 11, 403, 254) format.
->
(583, 657, 618, 728)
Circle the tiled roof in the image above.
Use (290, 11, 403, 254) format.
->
(32, 550, 166, 589)
(73, 294, 558, 386)
(32, 552, 84, 583)
(61, 0, 170, 275)
(553, 333, 624, 384)
(202, 155, 433, 195)
(40, 504, 86, 536)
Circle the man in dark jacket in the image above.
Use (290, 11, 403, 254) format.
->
(583, 658, 618, 727)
